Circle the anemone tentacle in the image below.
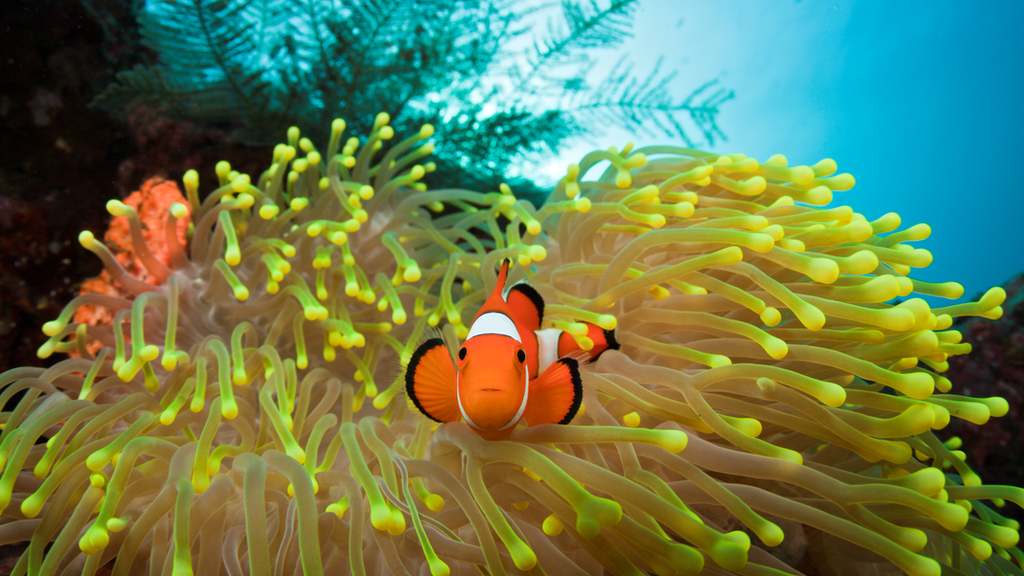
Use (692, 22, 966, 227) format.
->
(0, 117, 1019, 576)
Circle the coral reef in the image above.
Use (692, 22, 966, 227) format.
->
(0, 0, 120, 376)
(73, 178, 192, 322)
(0, 0, 275, 377)
(0, 116, 1021, 576)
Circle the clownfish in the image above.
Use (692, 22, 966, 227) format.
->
(405, 259, 618, 440)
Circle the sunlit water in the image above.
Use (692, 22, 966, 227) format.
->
(543, 0, 1024, 305)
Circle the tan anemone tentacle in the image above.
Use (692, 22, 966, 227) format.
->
(0, 123, 1016, 576)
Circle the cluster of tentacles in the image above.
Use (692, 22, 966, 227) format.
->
(0, 115, 1020, 576)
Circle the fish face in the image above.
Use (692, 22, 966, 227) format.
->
(456, 335, 528, 430)
(404, 258, 589, 438)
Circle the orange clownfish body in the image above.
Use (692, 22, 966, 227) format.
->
(405, 259, 618, 440)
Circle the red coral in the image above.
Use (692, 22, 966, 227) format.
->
(73, 177, 190, 330)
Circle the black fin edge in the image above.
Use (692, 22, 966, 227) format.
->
(604, 328, 619, 351)
(405, 338, 446, 423)
(589, 328, 619, 362)
(556, 357, 583, 425)
(509, 282, 545, 324)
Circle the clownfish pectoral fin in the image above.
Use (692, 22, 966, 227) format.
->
(405, 338, 460, 423)
(507, 283, 544, 333)
(523, 358, 582, 427)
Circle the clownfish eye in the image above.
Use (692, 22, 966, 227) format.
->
(458, 347, 467, 361)
(516, 349, 526, 363)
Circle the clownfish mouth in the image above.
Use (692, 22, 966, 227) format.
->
(480, 388, 502, 392)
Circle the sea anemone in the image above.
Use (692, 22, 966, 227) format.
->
(0, 113, 1020, 576)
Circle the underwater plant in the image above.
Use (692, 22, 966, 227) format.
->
(0, 114, 1021, 576)
(91, 0, 732, 199)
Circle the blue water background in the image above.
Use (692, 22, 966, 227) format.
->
(545, 1, 1024, 305)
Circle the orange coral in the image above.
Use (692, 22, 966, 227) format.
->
(73, 177, 190, 330)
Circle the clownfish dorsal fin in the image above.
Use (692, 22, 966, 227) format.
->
(495, 258, 512, 301)
(405, 338, 460, 423)
(507, 283, 544, 333)
(523, 358, 582, 427)
(474, 259, 515, 323)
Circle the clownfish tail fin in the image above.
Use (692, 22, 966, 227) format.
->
(603, 328, 619, 353)
(405, 338, 460, 423)
(584, 323, 619, 362)
(557, 323, 620, 362)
